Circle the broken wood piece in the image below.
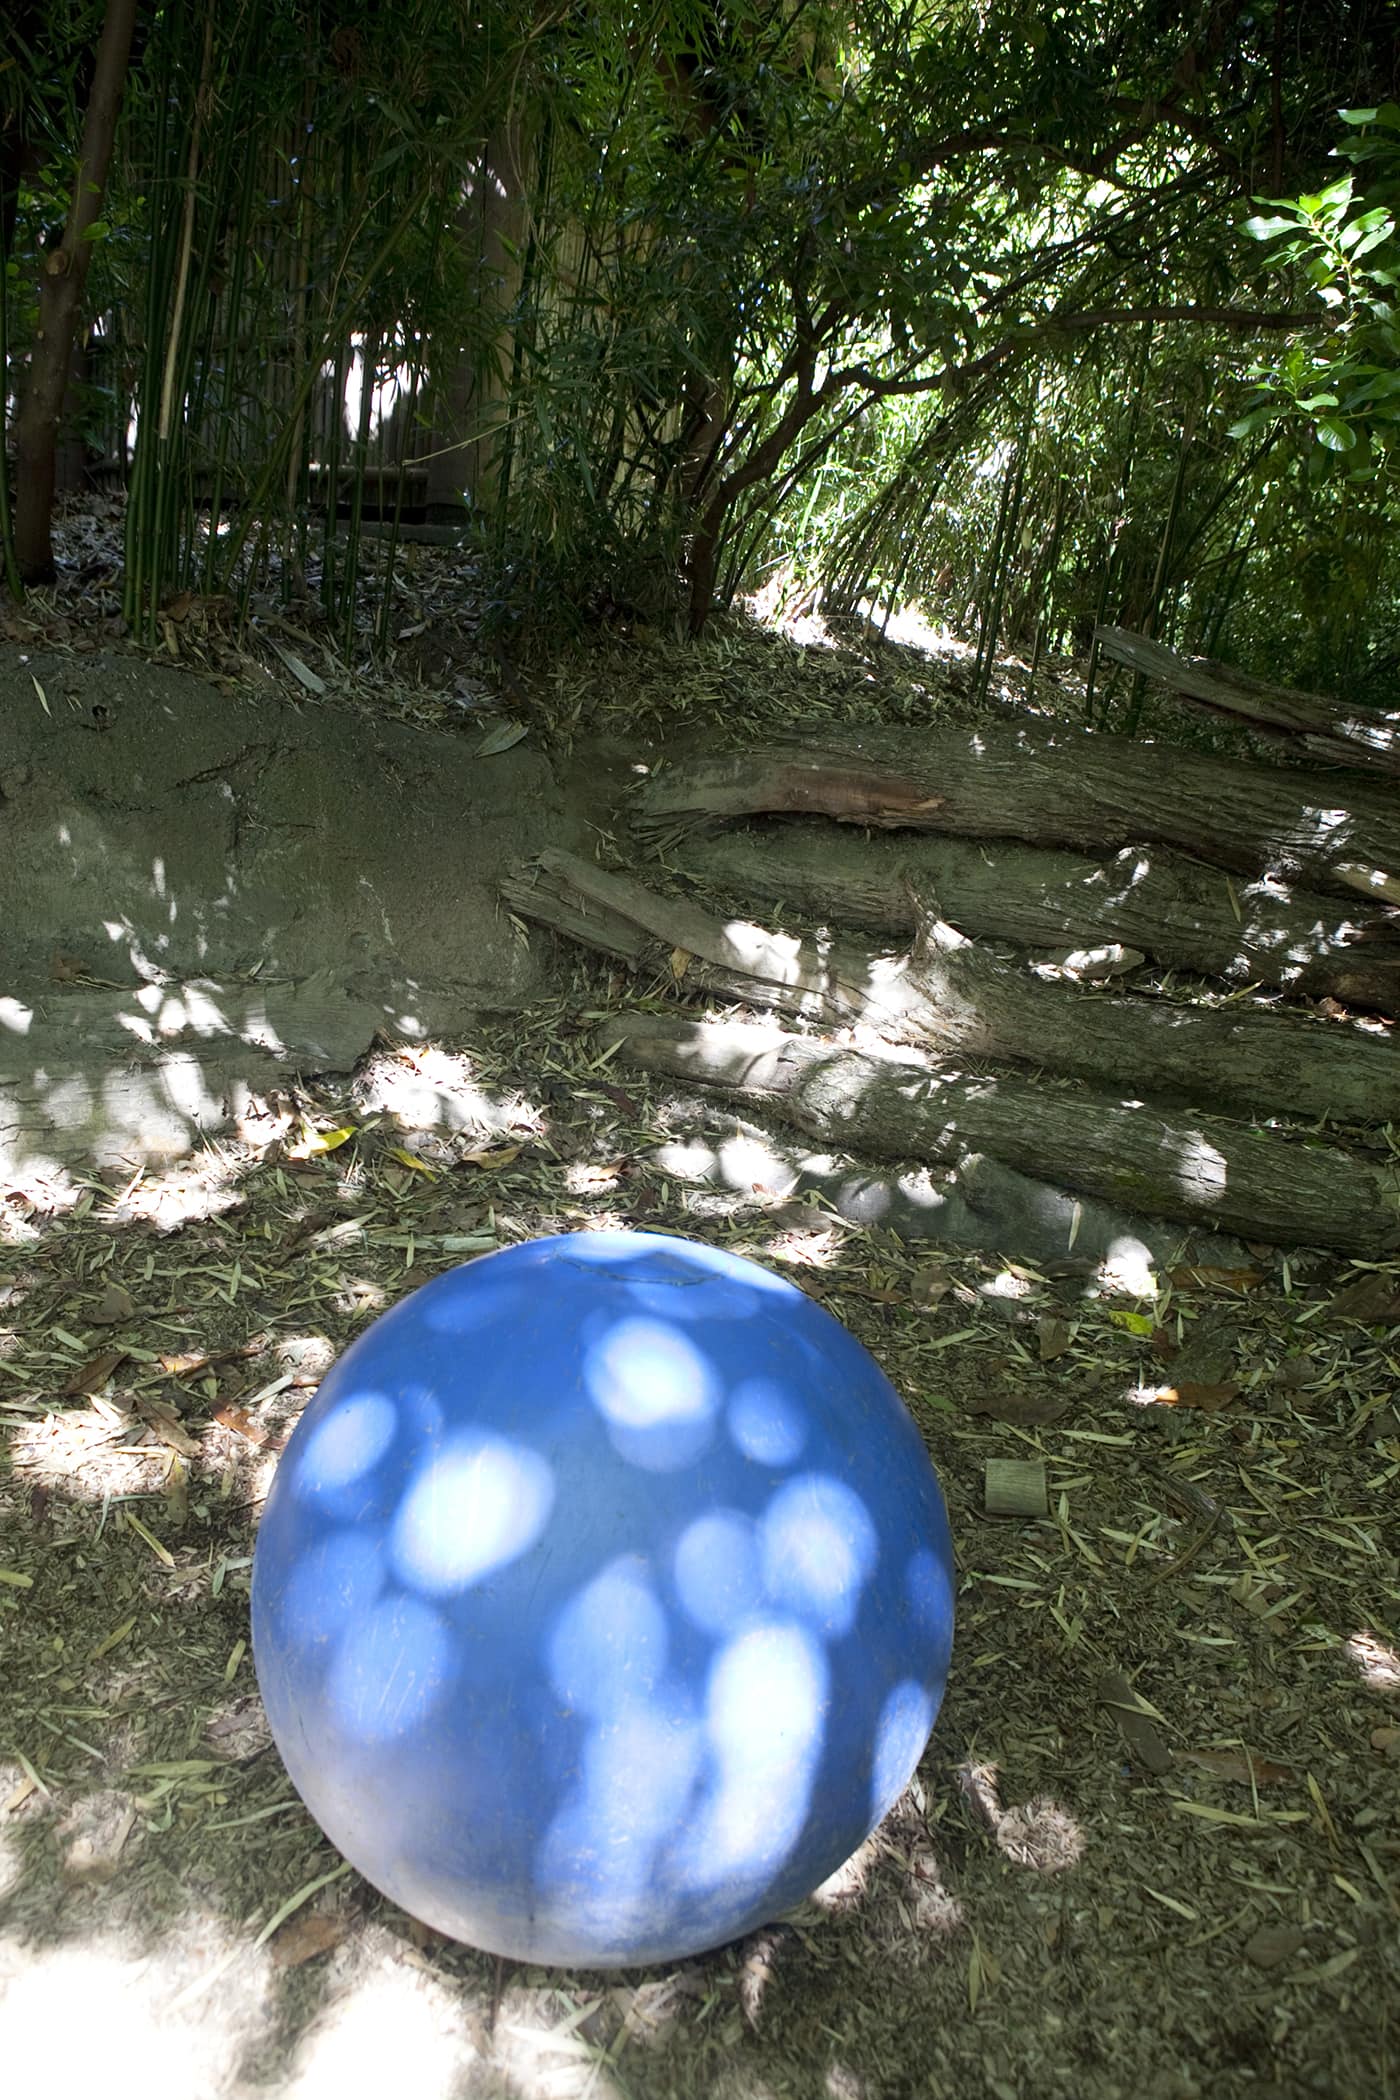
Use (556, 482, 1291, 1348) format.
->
(1094, 626, 1400, 777)
(984, 1458, 1048, 1517)
(673, 827, 1400, 1017)
(649, 1121, 1253, 1273)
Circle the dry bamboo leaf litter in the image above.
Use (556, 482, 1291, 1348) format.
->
(10, 999, 1393, 2100)
(0, 619, 1397, 2096)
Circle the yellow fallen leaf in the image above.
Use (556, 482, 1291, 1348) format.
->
(459, 1144, 522, 1170)
(387, 1146, 437, 1176)
(1106, 1309, 1154, 1336)
(289, 1123, 356, 1158)
(124, 1509, 175, 1568)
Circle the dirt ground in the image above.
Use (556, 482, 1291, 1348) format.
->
(1, 525, 1397, 2100)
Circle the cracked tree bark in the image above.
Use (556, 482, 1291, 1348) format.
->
(633, 721, 1400, 905)
(596, 1011, 1400, 1257)
(672, 825, 1400, 1016)
(500, 849, 1400, 1125)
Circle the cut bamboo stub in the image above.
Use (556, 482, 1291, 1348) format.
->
(983, 1458, 1049, 1517)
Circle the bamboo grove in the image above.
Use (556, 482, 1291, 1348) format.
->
(2, 0, 1398, 696)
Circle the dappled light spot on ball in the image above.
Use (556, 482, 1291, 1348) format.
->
(679, 1620, 827, 1891)
(728, 1376, 808, 1465)
(674, 1508, 764, 1634)
(391, 1434, 554, 1593)
(325, 1593, 454, 1743)
(294, 1393, 397, 1499)
(761, 1474, 877, 1634)
(549, 1555, 670, 1715)
(537, 1697, 704, 1926)
(584, 1316, 720, 1468)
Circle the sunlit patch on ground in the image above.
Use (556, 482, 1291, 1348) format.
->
(1347, 1630, 1400, 1692)
(1, 980, 1396, 2098)
(0, 1927, 271, 2100)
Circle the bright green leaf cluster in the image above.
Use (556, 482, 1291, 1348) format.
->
(1230, 106, 1400, 474)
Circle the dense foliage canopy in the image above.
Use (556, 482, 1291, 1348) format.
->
(3, 0, 1398, 694)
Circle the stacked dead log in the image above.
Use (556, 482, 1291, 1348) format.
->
(503, 698, 1400, 1262)
(1093, 626, 1400, 777)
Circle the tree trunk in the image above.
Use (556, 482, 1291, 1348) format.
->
(674, 825, 1400, 1016)
(597, 1012, 1400, 1257)
(424, 117, 533, 523)
(11, 0, 138, 582)
(500, 849, 1400, 1124)
(1096, 625, 1400, 776)
(633, 722, 1400, 904)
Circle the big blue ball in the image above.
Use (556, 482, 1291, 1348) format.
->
(251, 1230, 954, 1967)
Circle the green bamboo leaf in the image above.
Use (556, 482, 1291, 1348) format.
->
(476, 719, 529, 757)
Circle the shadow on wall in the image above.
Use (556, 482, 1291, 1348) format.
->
(0, 967, 442, 1186)
(0, 648, 563, 1183)
(251, 1232, 958, 1968)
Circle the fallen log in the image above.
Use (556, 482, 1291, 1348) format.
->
(1095, 626, 1400, 777)
(501, 850, 1400, 1125)
(598, 1013, 1400, 1257)
(633, 721, 1400, 905)
(649, 1118, 1258, 1274)
(675, 825, 1400, 1015)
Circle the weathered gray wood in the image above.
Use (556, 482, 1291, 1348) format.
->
(1095, 626, 1400, 776)
(675, 826, 1400, 1016)
(502, 850, 1400, 1125)
(633, 722, 1400, 903)
(650, 1118, 1258, 1270)
(598, 1013, 1400, 1256)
